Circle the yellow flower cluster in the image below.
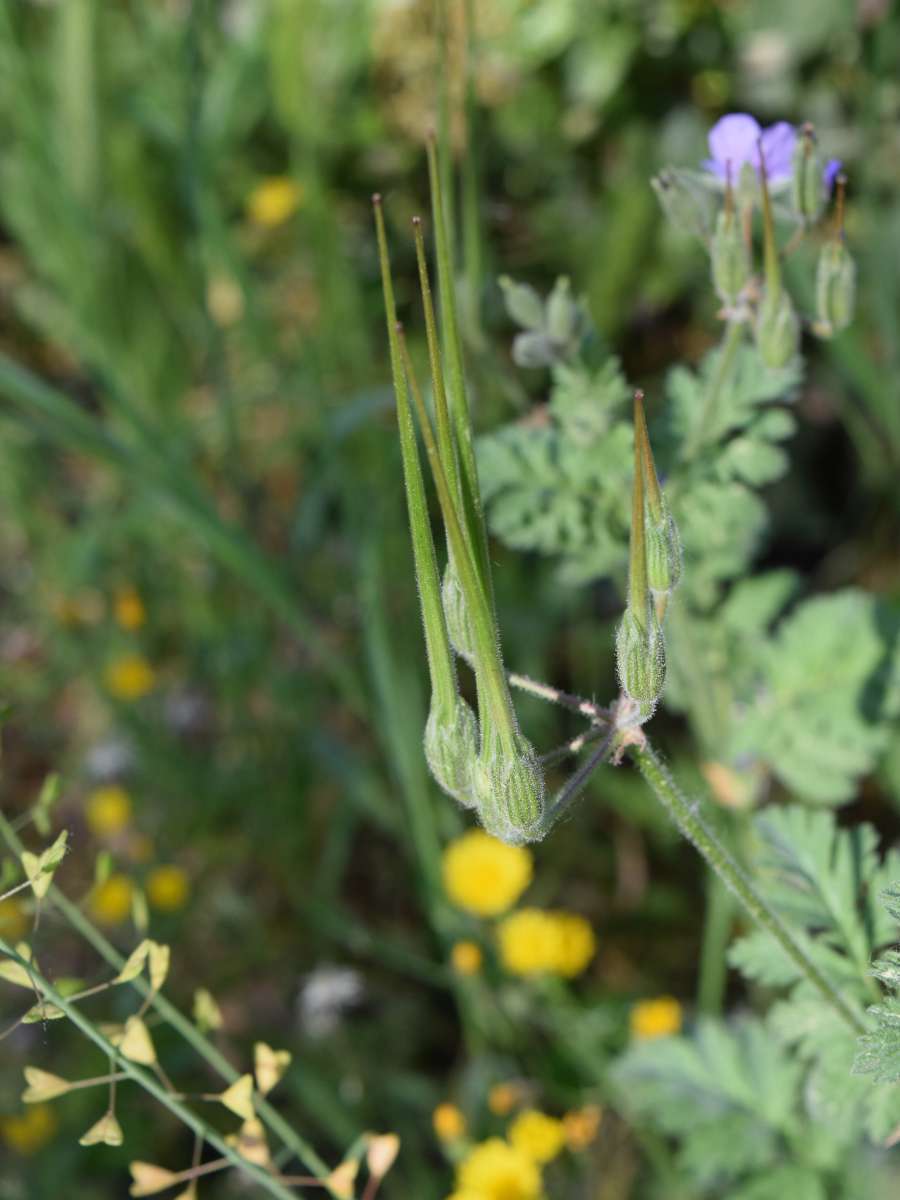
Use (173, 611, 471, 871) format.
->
(451, 940, 483, 976)
(497, 908, 595, 978)
(433, 1102, 466, 1142)
(508, 1110, 566, 1164)
(630, 996, 683, 1041)
(147, 865, 189, 912)
(89, 873, 134, 926)
(442, 831, 532, 917)
(448, 1137, 542, 1200)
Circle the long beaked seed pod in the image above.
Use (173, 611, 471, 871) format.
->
(616, 602, 666, 708)
(754, 145, 799, 368)
(424, 695, 480, 807)
(634, 392, 682, 601)
(790, 123, 826, 226)
(814, 176, 855, 339)
(441, 561, 477, 661)
(711, 169, 751, 307)
(472, 727, 546, 846)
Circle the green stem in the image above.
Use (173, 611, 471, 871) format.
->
(682, 319, 744, 462)
(631, 740, 867, 1036)
(0, 938, 301, 1200)
(696, 873, 732, 1015)
(0, 811, 332, 1186)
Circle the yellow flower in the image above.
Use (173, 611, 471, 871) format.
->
(496, 909, 560, 976)
(247, 177, 303, 228)
(433, 1102, 466, 1142)
(114, 586, 146, 631)
(0, 898, 29, 941)
(630, 996, 683, 1041)
(508, 1110, 566, 1164)
(562, 1105, 602, 1151)
(488, 1082, 520, 1117)
(497, 909, 595, 978)
(146, 865, 189, 912)
(451, 940, 483, 976)
(553, 913, 596, 979)
(89, 874, 134, 926)
(442, 831, 532, 917)
(85, 785, 132, 838)
(455, 1138, 542, 1200)
(1, 1104, 57, 1154)
(105, 654, 155, 701)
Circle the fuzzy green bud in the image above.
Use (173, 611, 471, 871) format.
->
(814, 238, 856, 338)
(615, 604, 666, 708)
(441, 563, 477, 661)
(754, 287, 799, 369)
(645, 500, 682, 597)
(499, 276, 544, 331)
(791, 124, 826, 225)
(424, 697, 480, 807)
(711, 209, 751, 306)
(651, 168, 714, 240)
(473, 730, 545, 846)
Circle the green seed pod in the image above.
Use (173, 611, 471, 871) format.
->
(645, 500, 682, 597)
(651, 168, 714, 240)
(545, 276, 577, 345)
(424, 697, 480, 807)
(791, 124, 826, 225)
(710, 209, 751, 306)
(473, 730, 545, 846)
(754, 287, 799, 369)
(441, 563, 477, 661)
(814, 239, 856, 338)
(615, 604, 666, 708)
(498, 276, 544, 331)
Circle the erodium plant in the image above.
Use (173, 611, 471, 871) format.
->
(376, 117, 900, 1195)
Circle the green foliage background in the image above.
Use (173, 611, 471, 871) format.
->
(0, 0, 899, 1196)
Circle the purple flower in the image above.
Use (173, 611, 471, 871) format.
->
(704, 113, 796, 184)
(823, 157, 843, 193)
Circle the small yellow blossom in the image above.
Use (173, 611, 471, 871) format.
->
(442, 831, 532, 917)
(247, 177, 303, 228)
(508, 1109, 566, 1164)
(105, 654, 155, 701)
(90, 873, 134, 926)
(553, 913, 596, 979)
(497, 909, 595, 978)
(451, 940, 483, 975)
(455, 1138, 542, 1200)
(146, 865, 189, 912)
(1, 1104, 57, 1154)
(86, 785, 132, 838)
(433, 1102, 466, 1142)
(114, 586, 146, 631)
(0, 898, 29, 941)
(630, 996, 683, 1041)
(563, 1105, 603, 1151)
(488, 1082, 520, 1117)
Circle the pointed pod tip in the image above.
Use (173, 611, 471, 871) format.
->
(372, 192, 382, 207)
(394, 320, 404, 334)
(412, 215, 422, 227)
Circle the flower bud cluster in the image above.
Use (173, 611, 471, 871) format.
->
(652, 114, 855, 349)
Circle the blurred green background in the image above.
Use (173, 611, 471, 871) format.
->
(0, 0, 899, 1196)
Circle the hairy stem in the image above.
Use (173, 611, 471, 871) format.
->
(631, 740, 867, 1036)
